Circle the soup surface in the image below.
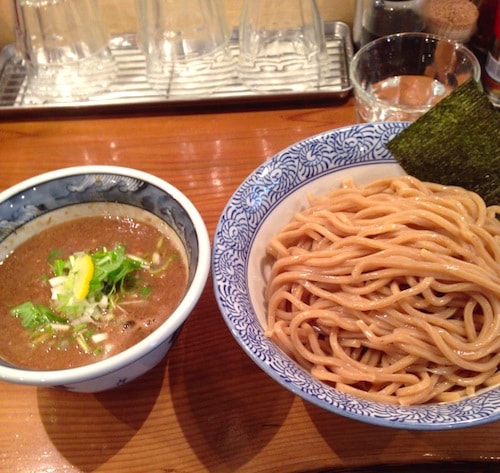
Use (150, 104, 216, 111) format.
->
(0, 205, 188, 370)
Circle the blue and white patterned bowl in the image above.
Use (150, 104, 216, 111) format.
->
(212, 122, 500, 430)
(0, 166, 210, 392)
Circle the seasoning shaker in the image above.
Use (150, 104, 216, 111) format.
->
(470, 0, 498, 54)
(484, 1, 500, 106)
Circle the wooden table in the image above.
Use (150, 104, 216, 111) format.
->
(0, 98, 498, 473)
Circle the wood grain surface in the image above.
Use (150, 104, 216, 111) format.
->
(0, 98, 498, 473)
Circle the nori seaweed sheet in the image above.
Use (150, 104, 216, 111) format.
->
(387, 79, 500, 206)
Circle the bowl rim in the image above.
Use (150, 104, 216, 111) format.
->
(0, 165, 211, 386)
(212, 122, 500, 430)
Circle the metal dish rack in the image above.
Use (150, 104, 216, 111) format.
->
(0, 22, 353, 118)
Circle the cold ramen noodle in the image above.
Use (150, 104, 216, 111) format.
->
(0, 203, 188, 370)
(265, 176, 500, 405)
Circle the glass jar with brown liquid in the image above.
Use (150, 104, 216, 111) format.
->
(353, 0, 426, 49)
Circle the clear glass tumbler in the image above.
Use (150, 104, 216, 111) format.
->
(12, 0, 116, 103)
(238, 0, 329, 93)
(349, 32, 481, 122)
(135, 0, 235, 97)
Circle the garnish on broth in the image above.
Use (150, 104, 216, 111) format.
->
(10, 241, 177, 355)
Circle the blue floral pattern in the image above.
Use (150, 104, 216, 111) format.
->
(0, 169, 200, 284)
(212, 122, 500, 430)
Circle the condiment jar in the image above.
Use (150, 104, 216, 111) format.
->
(353, 0, 426, 48)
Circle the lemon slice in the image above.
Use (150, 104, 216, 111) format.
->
(71, 254, 94, 300)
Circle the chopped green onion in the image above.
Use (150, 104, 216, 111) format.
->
(11, 241, 177, 354)
(11, 302, 67, 330)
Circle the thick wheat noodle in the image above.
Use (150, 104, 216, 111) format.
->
(265, 176, 500, 405)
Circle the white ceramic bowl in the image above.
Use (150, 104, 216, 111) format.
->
(212, 122, 500, 430)
(0, 166, 210, 392)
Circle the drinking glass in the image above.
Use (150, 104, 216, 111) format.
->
(135, 0, 235, 97)
(12, 0, 116, 103)
(238, 0, 330, 93)
(349, 32, 481, 122)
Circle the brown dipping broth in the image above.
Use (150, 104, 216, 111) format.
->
(0, 204, 188, 370)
